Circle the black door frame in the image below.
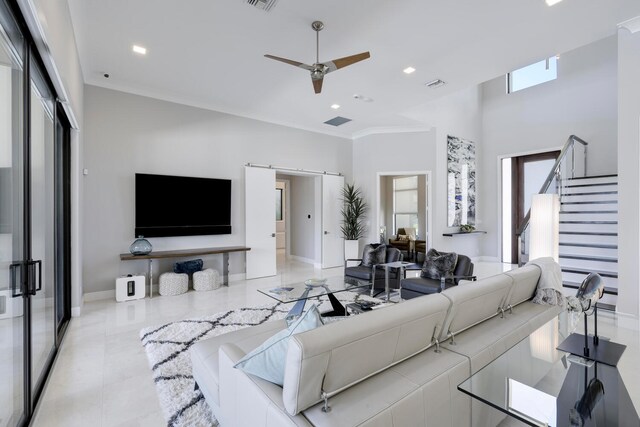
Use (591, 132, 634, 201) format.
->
(3, 0, 72, 425)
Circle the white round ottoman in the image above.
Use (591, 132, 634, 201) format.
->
(159, 272, 189, 296)
(193, 268, 220, 291)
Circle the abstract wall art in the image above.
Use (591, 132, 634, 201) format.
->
(447, 135, 476, 227)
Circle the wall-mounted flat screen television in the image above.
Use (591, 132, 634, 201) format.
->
(135, 173, 231, 237)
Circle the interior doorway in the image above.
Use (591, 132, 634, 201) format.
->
(376, 171, 432, 261)
(246, 166, 345, 279)
(501, 150, 560, 263)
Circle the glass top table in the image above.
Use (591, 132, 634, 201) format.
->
(258, 276, 370, 318)
(458, 313, 639, 427)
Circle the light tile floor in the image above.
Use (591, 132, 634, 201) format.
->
(31, 259, 640, 426)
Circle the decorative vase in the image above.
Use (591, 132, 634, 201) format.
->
(344, 240, 359, 261)
(129, 235, 152, 255)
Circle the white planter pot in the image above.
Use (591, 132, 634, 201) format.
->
(344, 240, 360, 261)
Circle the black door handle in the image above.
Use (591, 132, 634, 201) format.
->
(26, 260, 42, 295)
(34, 260, 42, 293)
(9, 262, 24, 297)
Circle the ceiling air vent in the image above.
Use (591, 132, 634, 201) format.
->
(246, 0, 278, 12)
(324, 116, 352, 127)
(425, 79, 446, 89)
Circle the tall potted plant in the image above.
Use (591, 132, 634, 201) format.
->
(341, 183, 367, 260)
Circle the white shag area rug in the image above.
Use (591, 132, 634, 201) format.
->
(140, 291, 381, 427)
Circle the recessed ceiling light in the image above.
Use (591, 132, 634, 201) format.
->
(545, 0, 562, 6)
(403, 67, 416, 74)
(331, 104, 340, 110)
(132, 45, 147, 55)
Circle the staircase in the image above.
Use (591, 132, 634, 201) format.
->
(558, 175, 618, 307)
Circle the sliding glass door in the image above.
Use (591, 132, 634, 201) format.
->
(0, 3, 26, 424)
(28, 55, 56, 404)
(0, 1, 71, 425)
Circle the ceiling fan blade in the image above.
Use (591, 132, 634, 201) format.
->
(323, 51, 370, 73)
(264, 54, 314, 71)
(312, 77, 324, 94)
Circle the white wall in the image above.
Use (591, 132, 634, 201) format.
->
(617, 28, 640, 317)
(82, 85, 351, 294)
(288, 175, 318, 263)
(480, 36, 618, 259)
(353, 86, 485, 259)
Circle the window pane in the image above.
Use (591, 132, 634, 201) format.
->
(395, 190, 417, 213)
(509, 57, 557, 93)
(393, 176, 417, 190)
(275, 188, 282, 221)
(395, 214, 418, 232)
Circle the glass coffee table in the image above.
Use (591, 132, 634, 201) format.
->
(458, 313, 639, 426)
(258, 276, 370, 319)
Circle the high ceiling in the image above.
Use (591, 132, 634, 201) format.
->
(67, 0, 640, 139)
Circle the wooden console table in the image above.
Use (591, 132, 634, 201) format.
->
(119, 246, 251, 297)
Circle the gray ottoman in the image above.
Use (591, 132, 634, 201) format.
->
(159, 272, 188, 296)
(193, 268, 220, 291)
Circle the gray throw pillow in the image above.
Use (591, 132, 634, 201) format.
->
(421, 249, 458, 280)
(362, 244, 386, 266)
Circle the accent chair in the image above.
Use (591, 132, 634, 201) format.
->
(400, 251, 475, 299)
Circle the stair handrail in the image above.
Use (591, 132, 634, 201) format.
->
(516, 135, 588, 237)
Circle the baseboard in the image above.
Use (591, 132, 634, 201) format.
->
(289, 255, 317, 265)
(314, 262, 323, 269)
(472, 256, 502, 263)
(71, 306, 82, 317)
(228, 273, 246, 283)
(84, 289, 115, 302)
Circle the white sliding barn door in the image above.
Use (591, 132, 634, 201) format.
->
(245, 166, 276, 279)
(322, 175, 345, 268)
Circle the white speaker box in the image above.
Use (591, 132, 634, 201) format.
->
(0, 289, 23, 319)
(115, 275, 146, 302)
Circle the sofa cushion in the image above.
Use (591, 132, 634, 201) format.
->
(439, 273, 513, 340)
(190, 318, 287, 407)
(504, 265, 541, 308)
(400, 276, 448, 295)
(235, 305, 323, 385)
(282, 293, 451, 415)
(362, 244, 386, 266)
(421, 249, 458, 279)
(345, 265, 396, 281)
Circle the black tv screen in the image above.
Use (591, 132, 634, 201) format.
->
(135, 173, 231, 237)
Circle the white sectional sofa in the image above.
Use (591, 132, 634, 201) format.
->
(191, 264, 563, 426)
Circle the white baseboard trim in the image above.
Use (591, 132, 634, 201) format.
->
(84, 289, 115, 302)
(472, 256, 502, 263)
(289, 255, 316, 265)
(315, 263, 323, 269)
(228, 273, 246, 283)
(71, 306, 82, 317)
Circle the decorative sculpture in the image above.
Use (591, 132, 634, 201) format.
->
(558, 273, 626, 366)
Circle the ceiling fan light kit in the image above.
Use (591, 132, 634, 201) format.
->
(264, 20, 371, 94)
